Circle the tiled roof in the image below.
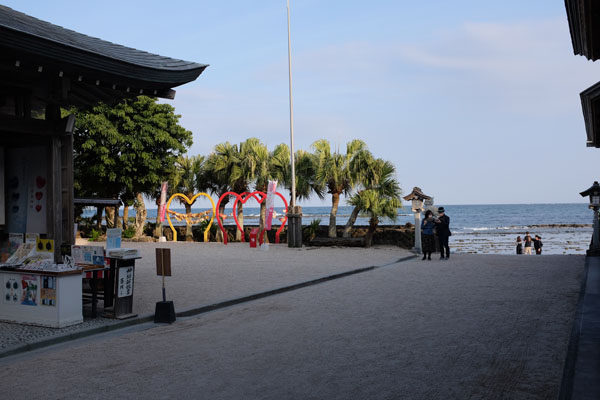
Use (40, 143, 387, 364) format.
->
(0, 5, 207, 85)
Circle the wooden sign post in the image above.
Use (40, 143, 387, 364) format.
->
(154, 248, 175, 323)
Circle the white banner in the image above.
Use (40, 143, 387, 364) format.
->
(265, 180, 277, 230)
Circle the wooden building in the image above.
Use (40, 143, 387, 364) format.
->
(0, 5, 207, 261)
(565, 0, 600, 147)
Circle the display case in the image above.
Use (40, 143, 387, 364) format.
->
(0, 268, 82, 328)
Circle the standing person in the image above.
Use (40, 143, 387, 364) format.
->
(533, 235, 543, 255)
(435, 207, 451, 259)
(523, 232, 533, 255)
(516, 236, 523, 255)
(421, 210, 436, 260)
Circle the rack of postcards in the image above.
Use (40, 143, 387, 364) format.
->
(0, 236, 83, 328)
(0, 223, 141, 326)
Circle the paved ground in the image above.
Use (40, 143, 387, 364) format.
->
(1, 243, 406, 352)
(0, 253, 583, 399)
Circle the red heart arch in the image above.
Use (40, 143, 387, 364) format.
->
(216, 191, 288, 245)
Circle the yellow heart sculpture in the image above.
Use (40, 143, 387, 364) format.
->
(165, 192, 215, 242)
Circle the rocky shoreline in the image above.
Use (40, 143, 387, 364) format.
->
(79, 222, 592, 255)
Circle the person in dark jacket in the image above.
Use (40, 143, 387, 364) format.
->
(421, 210, 436, 260)
(435, 206, 451, 259)
(533, 235, 543, 255)
(516, 236, 523, 255)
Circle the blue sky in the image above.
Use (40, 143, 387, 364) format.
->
(6, 1, 600, 206)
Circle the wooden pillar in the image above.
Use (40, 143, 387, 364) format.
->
(51, 135, 62, 262)
(60, 115, 75, 248)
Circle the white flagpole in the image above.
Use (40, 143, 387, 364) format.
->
(287, 0, 296, 208)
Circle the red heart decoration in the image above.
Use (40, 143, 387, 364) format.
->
(233, 191, 288, 245)
(232, 192, 266, 239)
(36, 176, 46, 189)
(35, 205, 42, 212)
(215, 191, 288, 245)
(35, 192, 43, 200)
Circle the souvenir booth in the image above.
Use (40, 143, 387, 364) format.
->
(0, 5, 206, 327)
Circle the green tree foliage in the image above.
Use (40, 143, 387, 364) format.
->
(343, 155, 399, 237)
(312, 139, 368, 238)
(71, 96, 192, 236)
(348, 159, 402, 247)
(172, 155, 205, 241)
(268, 145, 323, 203)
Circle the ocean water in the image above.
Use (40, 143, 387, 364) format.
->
(82, 203, 593, 255)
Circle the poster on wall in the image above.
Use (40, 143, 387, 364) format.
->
(4, 276, 19, 304)
(26, 147, 47, 234)
(20, 274, 38, 306)
(0, 147, 4, 226)
(41, 276, 56, 307)
(6, 148, 29, 233)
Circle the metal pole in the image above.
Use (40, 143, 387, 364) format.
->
(161, 253, 166, 302)
(287, 0, 296, 208)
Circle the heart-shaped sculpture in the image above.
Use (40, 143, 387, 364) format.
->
(35, 192, 43, 200)
(232, 191, 266, 242)
(36, 176, 46, 189)
(217, 191, 288, 245)
(215, 192, 244, 245)
(233, 191, 267, 242)
(35, 205, 42, 212)
(165, 192, 215, 242)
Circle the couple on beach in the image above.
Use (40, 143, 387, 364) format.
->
(516, 232, 542, 255)
(421, 207, 451, 260)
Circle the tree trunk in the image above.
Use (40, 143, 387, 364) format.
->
(365, 217, 378, 248)
(329, 192, 340, 238)
(123, 206, 129, 229)
(105, 207, 115, 228)
(259, 201, 269, 243)
(216, 197, 229, 243)
(95, 206, 103, 230)
(236, 202, 244, 241)
(185, 203, 193, 241)
(133, 193, 147, 238)
(343, 206, 360, 238)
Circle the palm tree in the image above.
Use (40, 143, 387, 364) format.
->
(172, 155, 204, 241)
(343, 157, 398, 237)
(269, 143, 291, 194)
(205, 143, 238, 242)
(312, 139, 367, 237)
(348, 175, 402, 247)
(271, 144, 324, 204)
(232, 138, 266, 240)
(243, 139, 272, 240)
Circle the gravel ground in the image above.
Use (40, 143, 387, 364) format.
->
(0, 242, 408, 353)
(0, 253, 584, 399)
